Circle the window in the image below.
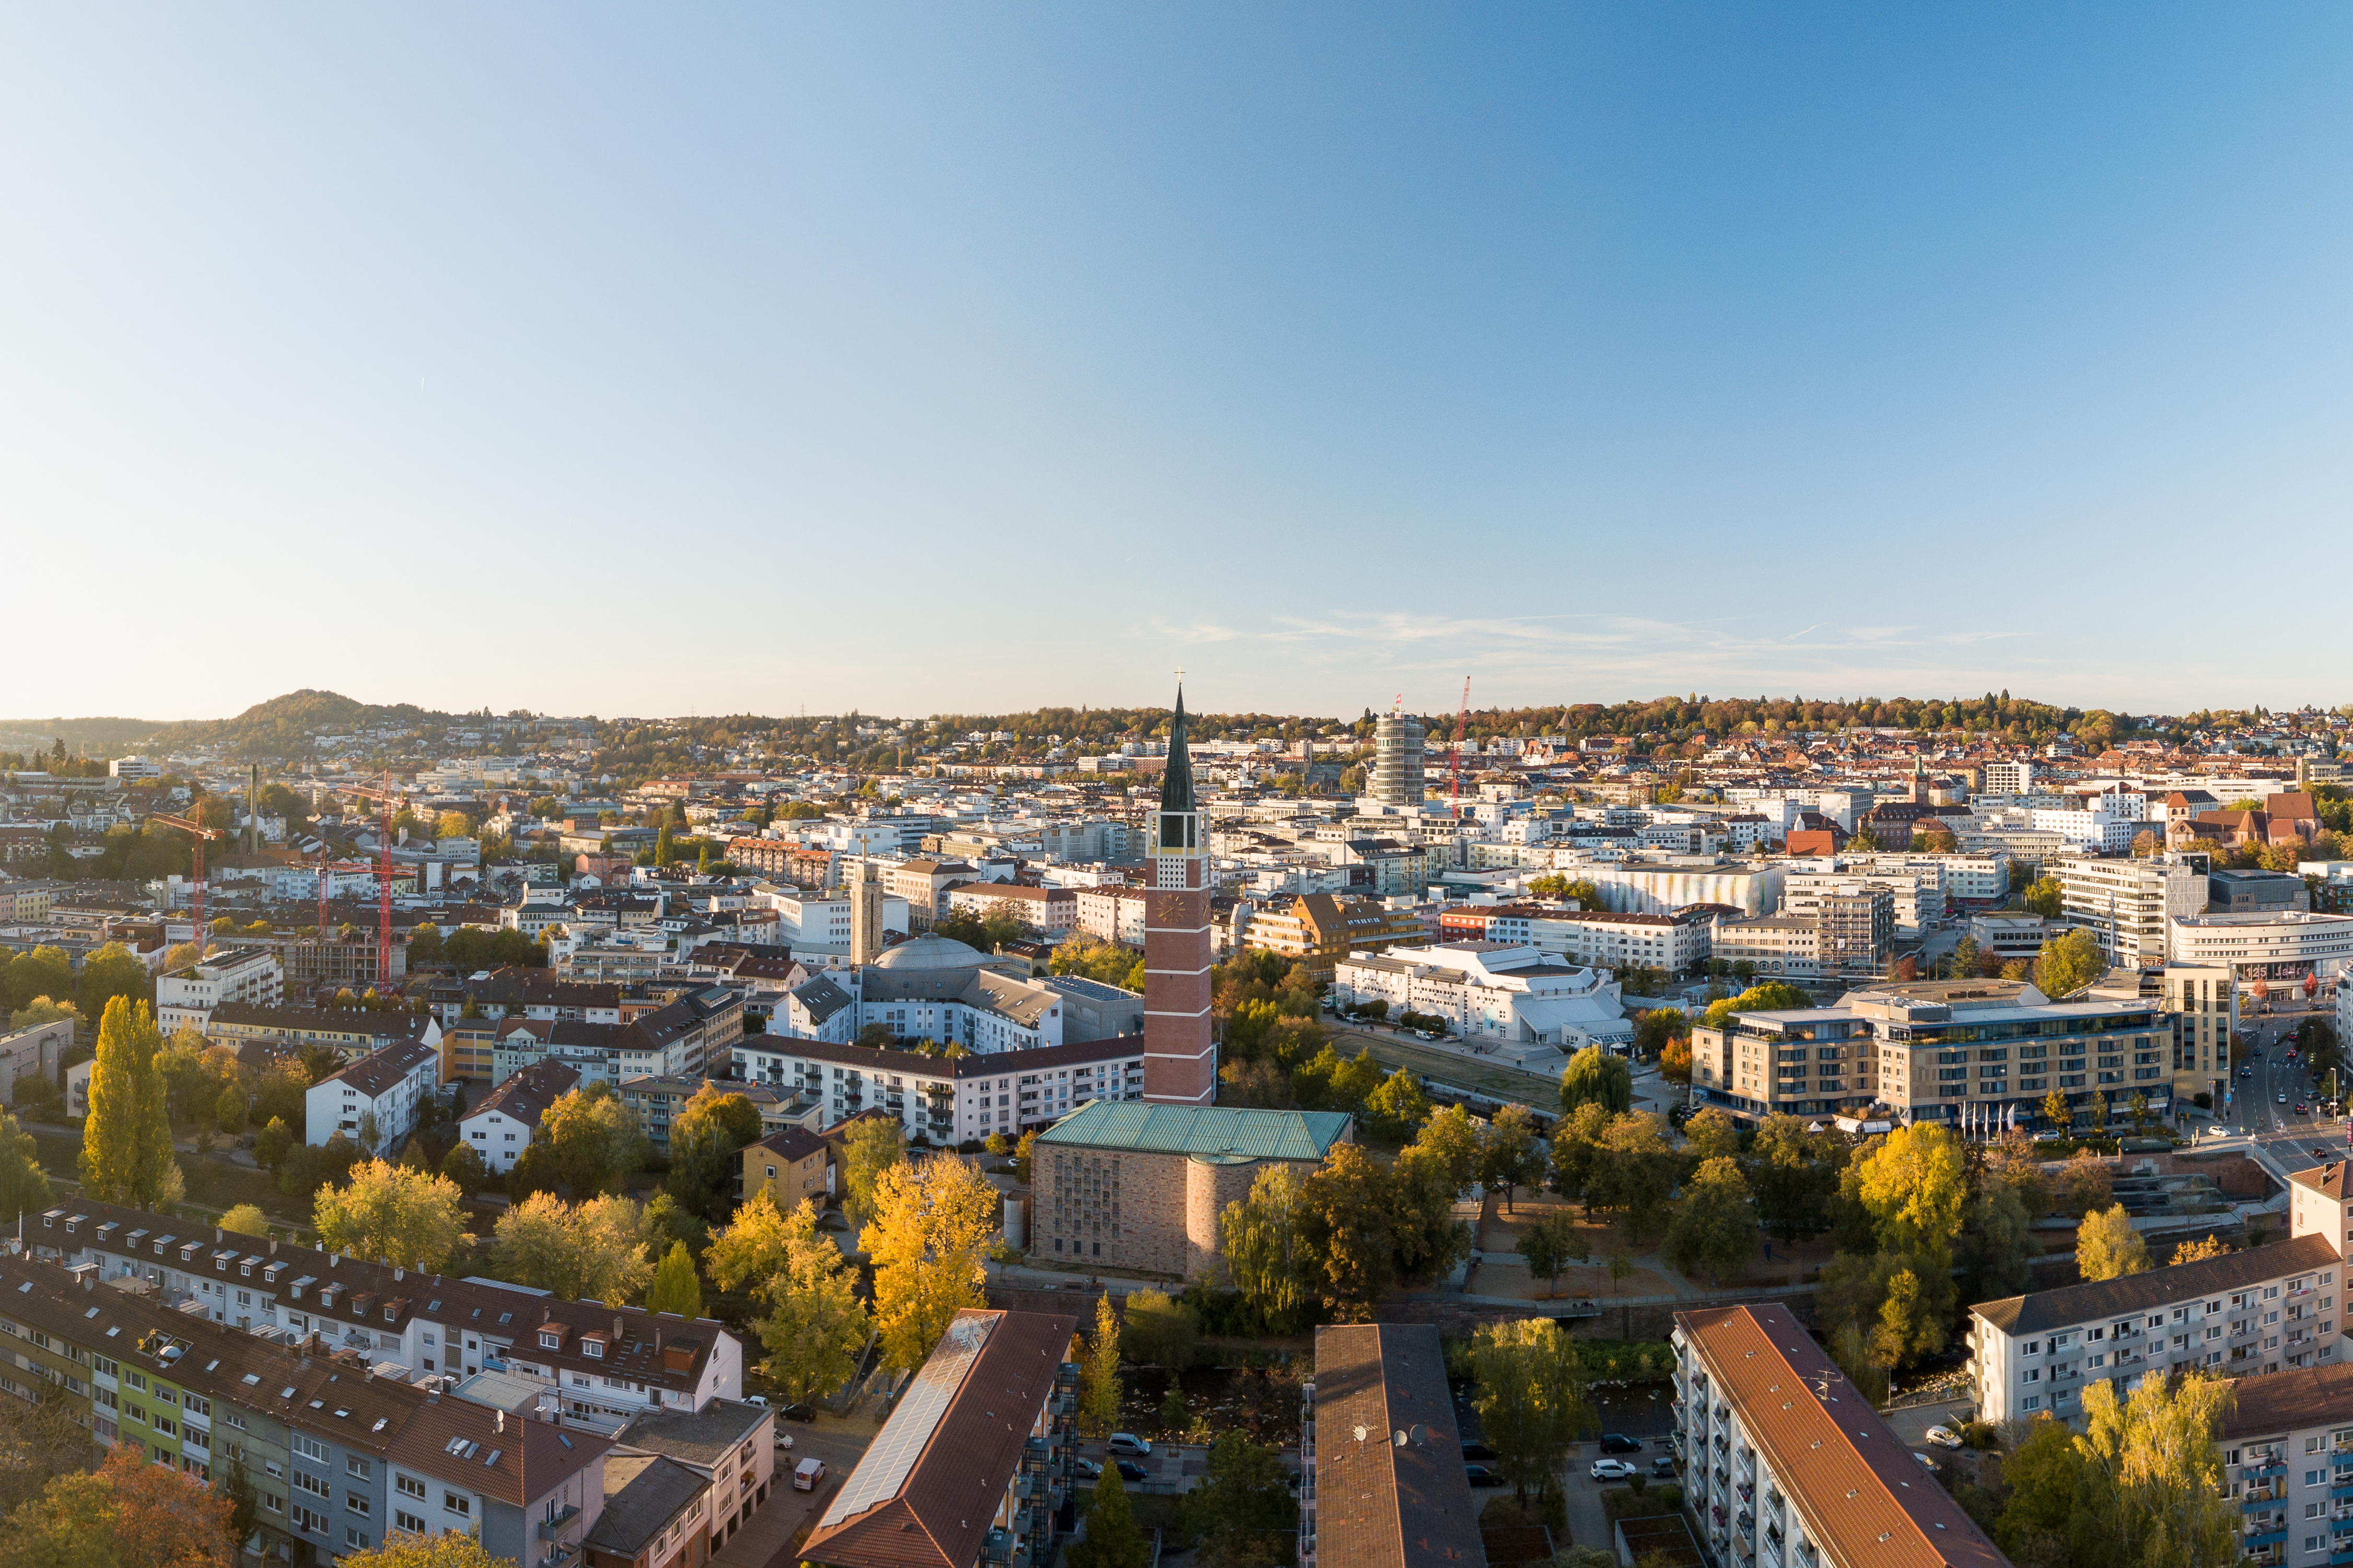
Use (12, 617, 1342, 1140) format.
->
(396, 1511, 426, 1534)
(295, 1471, 330, 1500)
(293, 1434, 328, 1464)
(346, 1528, 372, 1550)
(294, 1506, 328, 1537)
(347, 1492, 371, 1517)
(348, 1457, 371, 1480)
(398, 1476, 427, 1501)
(444, 1493, 471, 1517)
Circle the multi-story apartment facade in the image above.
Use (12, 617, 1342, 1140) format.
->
(1691, 978, 2171, 1127)
(1968, 1161, 2353, 1427)
(305, 1037, 441, 1149)
(1710, 914, 1824, 980)
(729, 1033, 1147, 1143)
(2217, 1362, 2353, 1568)
(1672, 1302, 2006, 1568)
(2054, 855, 2209, 969)
(1523, 907, 1714, 976)
(2087, 961, 2239, 1114)
(21, 1200, 743, 1431)
(1238, 892, 1426, 980)
(1368, 713, 1425, 806)
(156, 947, 284, 1032)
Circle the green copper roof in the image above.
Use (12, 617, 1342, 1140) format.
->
(1160, 686, 1196, 816)
(1035, 1099, 1349, 1161)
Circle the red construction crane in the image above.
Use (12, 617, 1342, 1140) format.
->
(1449, 677, 1472, 818)
(151, 813, 224, 944)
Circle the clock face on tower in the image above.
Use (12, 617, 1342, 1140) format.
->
(1154, 892, 1187, 922)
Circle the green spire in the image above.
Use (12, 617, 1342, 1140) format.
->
(1161, 687, 1196, 816)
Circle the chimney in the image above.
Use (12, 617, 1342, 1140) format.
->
(269, 1238, 278, 1255)
(613, 1316, 622, 1342)
(394, 1268, 405, 1282)
(497, 1409, 506, 1433)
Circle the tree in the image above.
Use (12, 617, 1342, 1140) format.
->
(337, 1533, 507, 1568)
(2058, 1149, 2113, 1215)
(512, 1083, 644, 1197)
(218, 1203, 269, 1237)
(1066, 1467, 1149, 1568)
(492, 1192, 653, 1302)
(868, 1155, 998, 1372)
(2033, 928, 2105, 1001)
(1389, 1141, 1474, 1283)
(2072, 1373, 2238, 1568)
(1633, 1007, 1687, 1058)
(1406, 1103, 1483, 1192)
(439, 1141, 489, 1197)
(1847, 1122, 1967, 1257)
(253, 1116, 295, 1173)
(1360, 1066, 1432, 1143)
(705, 1192, 870, 1404)
(2041, 1088, 2071, 1133)
(1080, 1295, 1122, 1437)
(1177, 1431, 1298, 1566)
(2173, 1233, 2230, 1265)
(1515, 1209, 1587, 1298)
(2076, 1203, 2151, 1282)
(1218, 1163, 1313, 1332)
(1682, 1107, 1742, 1164)
(841, 1115, 907, 1234)
(1296, 1142, 1397, 1320)
(663, 1083, 764, 1218)
(644, 1241, 702, 1317)
(1662, 1156, 1758, 1284)
(1590, 1112, 1681, 1242)
(1558, 1046, 1632, 1115)
(0, 1385, 99, 1519)
(1121, 1289, 1198, 1369)
(76, 943, 152, 1026)
(1469, 1318, 1590, 1506)
(1994, 1414, 2087, 1563)
(1546, 1102, 1612, 1211)
(4, 1435, 236, 1568)
(1658, 1035, 1693, 1085)
(2, 946, 74, 1013)
(79, 997, 175, 1208)
(2022, 876, 2065, 919)
(314, 1160, 467, 1272)
(1478, 1104, 1547, 1211)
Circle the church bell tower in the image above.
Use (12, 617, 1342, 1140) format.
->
(1143, 684, 1217, 1105)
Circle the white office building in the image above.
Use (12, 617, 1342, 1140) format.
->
(2055, 855, 2210, 968)
(2167, 911, 2353, 986)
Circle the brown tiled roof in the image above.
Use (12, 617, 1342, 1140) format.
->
(800, 1309, 1077, 1568)
(1678, 1304, 2005, 1568)
(1972, 1234, 2340, 1337)
(2291, 1163, 2353, 1200)
(1310, 1324, 1484, 1568)
(385, 1389, 611, 1505)
(2221, 1361, 2353, 1441)
(465, 1060, 580, 1129)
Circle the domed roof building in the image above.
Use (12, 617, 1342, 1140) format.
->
(870, 934, 992, 972)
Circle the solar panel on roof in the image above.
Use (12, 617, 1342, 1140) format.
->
(819, 1313, 996, 1529)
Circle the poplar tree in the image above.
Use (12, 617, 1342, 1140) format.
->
(80, 997, 177, 1207)
(1080, 1294, 1122, 1436)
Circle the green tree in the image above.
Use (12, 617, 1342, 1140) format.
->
(867, 1155, 997, 1373)
(1066, 1467, 1149, 1568)
(1994, 1414, 2086, 1563)
(1405, 1102, 1481, 1188)
(439, 1141, 489, 1197)
(1681, 1107, 1742, 1164)
(1176, 1431, 1298, 1565)
(2022, 876, 2065, 919)
(2076, 1203, 2151, 1282)
(491, 1192, 653, 1302)
(1546, 1102, 1612, 1211)
(1748, 1114, 1842, 1241)
(1218, 1163, 1313, 1331)
(510, 1082, 645, 1198)
(643, 1240, 702, 1317)
(1662, 1156, 1758, 1284)
(2074, 1373, 2239, 1568)
(1478, 1104, 1547, 1211)
(252, 1116, 294, 1173)
(1296, 1143, 1396, 1320)
(1120, 1289, 1198, 1369)
(1469, 1318, 1591, 1506)
(1080, 1294, 1122, 1436)
(313, 1159, 467, 1272)
(1590, 1111, 1681, 1242)
(2, 946, 74, 1013)
(663, 1083, 764, 1219)
(1558, 1046, 1632, 1115)
(0, 1108, 49, 1220)
(2033, 927, 2105, 1000)
(841, 1115, 907, 1234)
(79, 997, 176, 1208)
(75, 943, 152, 1026)
(1514, 1209, 1588, 1298)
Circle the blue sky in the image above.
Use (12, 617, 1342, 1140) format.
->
(4, 7, 2349, 722)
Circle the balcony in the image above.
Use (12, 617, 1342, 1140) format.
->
(538, 1505, 583, 1540)
(2246, 1529, 2287, 1549)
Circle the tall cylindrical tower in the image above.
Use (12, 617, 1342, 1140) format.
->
(1144, 686, 1217, 1106)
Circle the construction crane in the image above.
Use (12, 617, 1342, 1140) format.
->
(150, 813, 224, 945)
(1449, 677, 1471, 818)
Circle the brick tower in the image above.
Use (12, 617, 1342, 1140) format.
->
(1143, 685, 1217, 1105)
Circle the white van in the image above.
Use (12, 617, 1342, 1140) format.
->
(794, 1457, 825, 1492)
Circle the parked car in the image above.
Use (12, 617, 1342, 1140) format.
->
(1108, 1434, 1153, 1457)
(1116, 1460, 1149, 1484)
(780, 1402, 817, 1423)
(1650, 1456, 1679, 1478)
(1597, 1433, 1644, 1454)
(1590, 1459, 1639, 1482)
(1913, 1453, 1939, 1472)
(793, 1458, 826, 1491)
(1465, 1464, 1505, 1488)
(1461, 1442, 1496, 1462)
(1924, 1425, 1964, 1449)
(1071, 1457, 1102, 1480)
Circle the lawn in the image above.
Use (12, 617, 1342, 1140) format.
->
(1328, 1028, 1562, 1108)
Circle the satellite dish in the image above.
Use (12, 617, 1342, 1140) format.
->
(1393, 1430, 1409, 1447)
(1411, 1424, 1428, 1446)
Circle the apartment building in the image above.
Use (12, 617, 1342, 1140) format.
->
(1673, 1302, 2007, 1568)
(21, 1199, 745, 1430)
(1691, 978, 2171, 1128)
(2217, 1362, 2353, 1568)
(943, 881, 1077, 934)
(802, 1310, 1080, 1568)
(2054, 855, 2209, 968)
(2086, 962, 2239, 1113)
(730, 1033, 1147, 1144)
(0, 1016, 71, 1108)
(1300, 1324, 1483, 1568)
(1786, 871, 1939, 940)
(1710, 915, 1824, 980)
(1968, 1161, 2353, 1426)
(598, 1401, 781, 1567)
(0, 1253, 614, 1565)
(1966, 913, 2048, 966)
(740, 1126, 831, 1210)
(458, 1059, 579, 1174)
(155, 946, 283, 1032)
(1523, 907, 1714, 976)
(1239, 892, 1427, 980)
(1072, 884, 1148, 947)
(304, 1036, 441, 1149)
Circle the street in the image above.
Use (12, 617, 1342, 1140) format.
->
(2214, 1005, 2345, 1178)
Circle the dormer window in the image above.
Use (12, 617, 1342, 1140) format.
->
(539, 1330, 561, 1350)
(583, 1339, 604, 1360)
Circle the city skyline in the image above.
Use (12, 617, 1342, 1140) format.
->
(6, 8, 2351, 720)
